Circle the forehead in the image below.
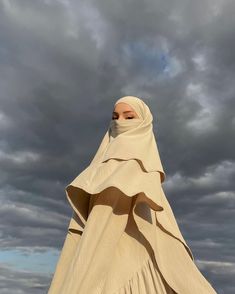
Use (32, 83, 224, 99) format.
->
(113, 102, 135, 113)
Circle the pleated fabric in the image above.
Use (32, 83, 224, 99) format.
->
(47, 96, 217, 294)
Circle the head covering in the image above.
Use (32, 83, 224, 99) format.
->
(90, 95, 166, 183)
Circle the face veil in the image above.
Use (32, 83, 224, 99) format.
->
(109, 118, 143, 137)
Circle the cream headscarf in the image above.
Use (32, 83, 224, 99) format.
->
(89, 95, 166, 183)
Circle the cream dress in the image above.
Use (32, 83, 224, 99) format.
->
(47, 158, 217, 294)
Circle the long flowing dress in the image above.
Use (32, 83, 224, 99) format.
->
(47, 158, 217, 294)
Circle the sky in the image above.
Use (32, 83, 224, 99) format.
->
(0, 0, 234, 293)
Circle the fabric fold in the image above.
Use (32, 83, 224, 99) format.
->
(63, 158, 217, 294)
(50, 186, 134, 293)
(111, 251, 175, 294)
(65, 158, 192, 256)
(48, 159, 217, 294)
(131, 187, 217, 293)
(63, 159, 187, 293)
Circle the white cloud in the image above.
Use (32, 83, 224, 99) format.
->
(185, 82, 219, 134)
(165, 160, 235, 192)
(0, 149, 40, 164)
(196, 259, 235, 275)
(192, 53, 208, 71)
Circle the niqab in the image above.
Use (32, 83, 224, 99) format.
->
(90, 96, 166, 183)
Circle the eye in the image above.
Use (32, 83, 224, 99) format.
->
(126, 117, 134, 119)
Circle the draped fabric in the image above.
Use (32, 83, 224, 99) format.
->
(47, 96, 217, 294)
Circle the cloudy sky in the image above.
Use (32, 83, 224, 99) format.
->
(0, 0, 234, 293)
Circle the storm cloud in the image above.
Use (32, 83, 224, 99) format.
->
(0, 0, 234, 293)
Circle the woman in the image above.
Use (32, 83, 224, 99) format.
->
(47, 96, 217, 294)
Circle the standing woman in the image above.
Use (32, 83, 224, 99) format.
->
(47, 96, 217, 294)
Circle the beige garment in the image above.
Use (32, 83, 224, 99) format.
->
(47, 96, 217, 294)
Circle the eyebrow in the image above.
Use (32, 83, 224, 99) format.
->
(112, 111, 134, 114)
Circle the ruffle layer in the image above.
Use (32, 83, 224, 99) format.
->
(66, 158, 164, 211)
(65, 158, 193, 259)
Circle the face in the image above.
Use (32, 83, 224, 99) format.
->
(112, 102, 139, 120)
